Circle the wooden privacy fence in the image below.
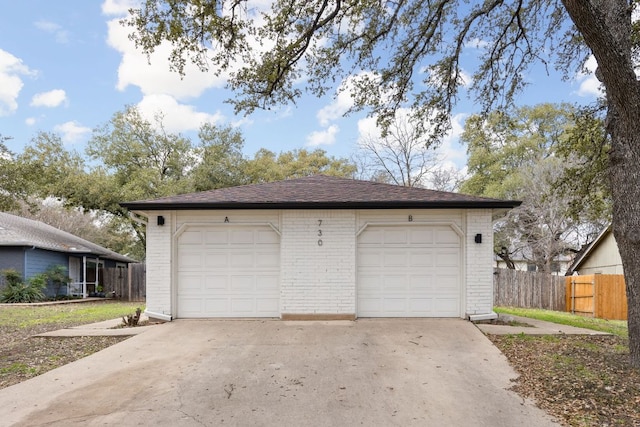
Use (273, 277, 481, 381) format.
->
(565, 275, 627, 320)
(102, 263, 146, 302)
(493, 268, 566, 311)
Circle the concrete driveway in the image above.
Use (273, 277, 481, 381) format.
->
(0, 319, 558, 426)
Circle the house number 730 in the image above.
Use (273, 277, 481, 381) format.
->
(318, 219, 323, 246)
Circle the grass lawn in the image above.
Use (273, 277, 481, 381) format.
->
(494, 306, 628, 337)
(489, 307, 638, 426)
(0, 301, 146, 389)
(0, 301, 145, 330)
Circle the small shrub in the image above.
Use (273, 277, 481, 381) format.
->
(0, 270, 46, 303)
(44, 265, 71, 297)
(122, 307, 142, 327)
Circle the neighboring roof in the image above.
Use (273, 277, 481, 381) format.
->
(121, 175, 521, 210)
(495, 246, 574, 263)
(0, 212, 136, 263)
(565, 224, 612, 275)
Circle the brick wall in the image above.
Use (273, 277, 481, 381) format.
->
(280, 210, 356, 316)
(465, 209, 494, 315)
(144, 208, 497, 319)
(145, 211, 173, 319)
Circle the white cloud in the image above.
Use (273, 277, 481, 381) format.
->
(25, 117, 36, 126)
(316, 72, 381, 127)
(54, 121, 91, 144)
(106, 18, 228, 100)
(459, 69, 472, 87)
(34, 20, 69, 44)
(317, 88, 354, 127)
(0, 49, 36, 116)
(465, 38, 489, 49)
(30, 89, 67, 108)
(102, 0, 139, 16)
(230, 116, 254, 128)
(306, 124, 339, 147)
(438, 113, 468, 167)
(575, 55, 603, 97)
(137, 94, 224, 133)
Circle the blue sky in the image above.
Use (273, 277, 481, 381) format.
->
(0, 0, 601, 171)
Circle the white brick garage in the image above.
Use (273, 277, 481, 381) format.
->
(121, 176, 519, 321)
(357, 224, 462, 317)
(176, 224, 280, 318)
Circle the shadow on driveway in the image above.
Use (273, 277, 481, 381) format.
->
(0, 319, 558, 426)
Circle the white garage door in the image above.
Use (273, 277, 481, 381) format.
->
(177, 225, 280, 318)
(357, 225, 461, 317)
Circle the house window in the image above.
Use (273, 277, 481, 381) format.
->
(527, 263, 537, 272)
(551, 262, 561, 273)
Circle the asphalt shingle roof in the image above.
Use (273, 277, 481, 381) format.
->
(0, 212, 136, 263)
(121, 175, 520, 210)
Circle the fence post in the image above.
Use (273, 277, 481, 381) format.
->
(571, 277, 576, 315)
(128, 265, 132, 302)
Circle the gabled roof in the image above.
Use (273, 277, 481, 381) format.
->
(565, 224, 612, 275)
(121, 175, 521, 210)
(0, 212, 136, 263)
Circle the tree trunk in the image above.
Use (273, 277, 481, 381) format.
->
(562, 0, 640, 368)
(609, 118, 640, 369)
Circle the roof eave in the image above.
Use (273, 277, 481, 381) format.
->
(0, 243, 135, 263)
(121, 200, 522, 211)
(565, 224, 612, 274)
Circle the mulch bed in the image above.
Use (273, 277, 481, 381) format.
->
(489, 334, 640, 426)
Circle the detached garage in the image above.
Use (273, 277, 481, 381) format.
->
(121, 175, 519, 321)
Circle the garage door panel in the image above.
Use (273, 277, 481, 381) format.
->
(256, 298, 279, 314)
(178, 273, 204, 291)
(204, 230, 229, 245)
(256, 252, 279, 267)
(436, 250, 460, 265)
(358, 225, 461, 318)
(383, 229, 409, 244)
(178, 226, 280, 318)
(435, 228, 459, 244)
(203, 298, 228, 315)
(231, 298, 255, 313)
(356, 298, 380, 314)
(435, 275, 459, 288)
(358, 274, 381, 290)
(409, 298, 434, 313)
(383, 298, 408, 312)
(256, 230, 279, 244)
(178, 251, 203, 268)
(410, 229, 434, 244)
(408, 275, 433, 292)
(383, 275, 407, 291)
(230, 275, 255, 291)
(409, 252, 434, 267)
(230, 229, 255, 244)
(359, 250, 382, 267)
(383, 252, 408, 267)
(359, 228, 383, 244)
(230, 252, 254, 268)
(432, 298, 459, 316)
(178, 298, 203, 315)
(180, 230, 203, 245)
(256, 275, 279, 291)
(204, 275, 228, 290)
(204, 252, 228, 268)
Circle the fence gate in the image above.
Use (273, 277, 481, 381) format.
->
(569, 276, 595, 317)
(566, 275, 627, 320)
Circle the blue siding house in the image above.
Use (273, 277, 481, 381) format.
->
(0, 212, 136, 298)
